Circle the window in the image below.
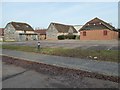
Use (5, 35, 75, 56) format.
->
(83, 31, 86, 36)
(103, 30, 107, 35)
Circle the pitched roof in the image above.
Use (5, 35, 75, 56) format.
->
(0, 28, 4, 36)
(73, 25, 83, 31)
(34, 29, 46, 35)
(80, 17, 116, 31)
(49, 23, 77, 33)
(8, 22, 34, 31)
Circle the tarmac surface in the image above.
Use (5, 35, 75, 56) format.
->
(1, 40, 119, 88)
(2, 62, 118, 88)
(2, 49, 119, 77)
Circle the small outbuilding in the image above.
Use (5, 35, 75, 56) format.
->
(34, 29, 46, 40)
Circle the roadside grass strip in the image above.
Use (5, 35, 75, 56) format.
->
(2, 45, 119, 62)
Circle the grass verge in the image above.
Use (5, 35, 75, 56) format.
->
(2, 45, 119, 62)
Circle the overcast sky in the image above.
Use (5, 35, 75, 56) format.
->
(2, 2, 118, 29)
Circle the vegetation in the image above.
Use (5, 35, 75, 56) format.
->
(58, 35, 77, 40)
(58, 35, 65, 40)
(65, 35, 76, 39)
(2, 45, 119, 62)
(76, 35, 80, 40)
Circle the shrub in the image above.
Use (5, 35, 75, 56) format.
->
(58, 35, 65, 40)
(64, 35, 68, 39)
(67, 35, 76, 39)
(58, 35, 77, 40)
(76, 35, 80, 40)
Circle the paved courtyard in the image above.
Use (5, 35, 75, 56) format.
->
(2, 40, 120, 50)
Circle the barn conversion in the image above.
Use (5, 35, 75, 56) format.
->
(4, 22, 38, 41)
(79, 17, 119, 40)
(46, 22, 78, 40)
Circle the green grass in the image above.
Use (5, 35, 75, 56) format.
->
(2, 45, 119, 62)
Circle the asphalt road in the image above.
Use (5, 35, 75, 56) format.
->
(1, 40, 119, 88)
(2, 40, 119, 50)
(2, 62, 118, 88)
(2, 49, 119, 77)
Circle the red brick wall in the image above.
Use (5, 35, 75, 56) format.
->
(80, 29, 118, 40)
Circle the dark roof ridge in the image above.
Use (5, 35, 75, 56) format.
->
(9, 21, 27, 24)
(51, 22, 73, 27)
(80, 17, 115, 31)
(49, 22, 77, 33)
(8, 21, 34, 31)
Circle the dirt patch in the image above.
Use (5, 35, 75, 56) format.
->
(2, 56, 119, 83)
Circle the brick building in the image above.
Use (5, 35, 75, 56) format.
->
(79, 17, 119, 40)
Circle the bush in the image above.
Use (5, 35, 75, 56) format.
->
(58, 35, 65, 40)
(58, 35, 77, 40)
(76, 35, 80, 40)
(66, 35, 76, 39)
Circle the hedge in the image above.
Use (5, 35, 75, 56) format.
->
(58, 35, 77, 40)
(58, 35, 65, 40)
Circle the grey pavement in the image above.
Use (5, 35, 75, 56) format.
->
(2, 49, 119, 77)
(2, 62, 69, 88)
(3, 62, 118, 88)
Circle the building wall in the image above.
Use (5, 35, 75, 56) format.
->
(46, 24, 58, 40)
(57, 32, 78, 36)
(16, 30, 24, 33)
(73, 33, 79, 36)
(68, 27, 73, 34)
(36, 34, 46, 40)
(14, 31, 21, 41)
(26, 31, 34, 33)
(80, 29, 118, 40)
(4, 24, 38, 41)
(73, 25, 83, 35)
(4, 24, 17, 41)
(57, 33, 68, 36)
(15, 30, 34, 34)
(47, 24, 80, 40)
(40, 35, 46, 40)
(31, 34, 38, 41)
(19, 35, 26, 41)
(0, 36, 4, 41)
